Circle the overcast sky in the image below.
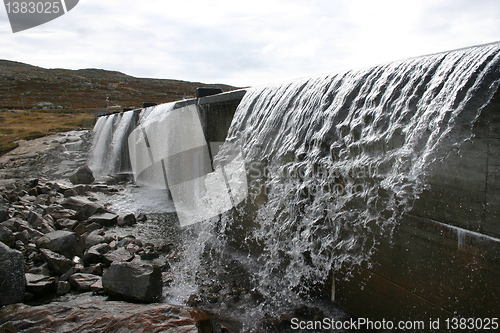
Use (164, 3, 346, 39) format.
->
(1, 0, 499, 87)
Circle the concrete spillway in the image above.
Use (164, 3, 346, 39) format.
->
(90, 42, 500, 324)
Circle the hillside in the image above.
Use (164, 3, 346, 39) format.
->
(0, 59, 238, 110)
(0, 59, 240, 155)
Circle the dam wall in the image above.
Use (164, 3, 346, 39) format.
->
(90, 42, 500, 323)
(336, 89, 500, 320)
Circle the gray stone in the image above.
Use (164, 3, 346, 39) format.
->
(27, 211, 55, 234)
(64, 188, 78, 198)
(17, 225, 44, 241)
(0, 225, 15, 248)
(103, 247, 134, 266)
(117, 235, 142, 248)
(0, 241, 25, 305)
(69, 273, 102, 292)
(54, 218, 79, 230)
(27, 264, 51, 276)
(84, 230, 107, 249)
(39, 248, 73, 276)
(52, 182, 70, 194)
(87, 213, 118, 227)
(102, 262, 163, 303)
(117, 213, 137, 227)
(80, 263, 104, 276)
(61, 196, 108, 221)
(84, 243, 111, 265)
(69, 166, 95, 185)
(56, 281, 71, 296)
(25, 273, 56, 295)
(43, 205, 77, 221)
(36, 230, 83, 259)
(60, 267, 80, 281)
(0, 204, 10, 223)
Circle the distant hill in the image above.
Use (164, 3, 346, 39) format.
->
(0, 59, 240, 155)
(0, 59, 240, 110)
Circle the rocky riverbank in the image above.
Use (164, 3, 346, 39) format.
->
(0, 130, 351, 333)
(0, 130, 235, 332)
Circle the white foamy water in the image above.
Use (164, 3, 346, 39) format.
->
(89, 42, 500, 329)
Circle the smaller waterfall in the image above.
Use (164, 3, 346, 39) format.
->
(89, 110, 138, 177)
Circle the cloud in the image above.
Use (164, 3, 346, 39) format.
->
(0, 0, 499, 87)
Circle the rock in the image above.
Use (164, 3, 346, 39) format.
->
(56, 281, 71, 296)
(52, 182, 70, 194)
(63, 188, 78, 198)
(117, 235, 142, 248)
(103, 247, 134, 265)
(99, 175, 118, 185)
(84, 230, 107, 249)
(69, 273, 102, 292)
(36, 230, 84, 259)
(27, 211, 56, 234)
(87, 213, 118, 227)
(27, 264, 51, 276)
(73, 185, 88, 195)
(43, 205, 77, 221)
(34, 194, 51, 206)
(0, 204, 10, 223)
(68, 166, 95, 185)
(0, 225, 15, 248)
(59, 267, 80, 281)
(25, 273, 56, 296)
(137, 213, 148, 222)
(117, 213, 137, 227)
(0, 298, 213, 333)
(102, 262, 163, 303)
(0, 321, 17, 333)
(39, 248, 73, 276)
(61, 196, 108, 221)
(17, 225, 44, 241)
(80, 263, 104, 276)
(54, 218, 78, 230)
(84, 243, 111, 265)
(0, 241, 25, 305)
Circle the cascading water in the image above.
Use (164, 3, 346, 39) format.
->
(162, 42, 500, 329)
(88, 42, 500, 330)
(89, 110, 138, 177)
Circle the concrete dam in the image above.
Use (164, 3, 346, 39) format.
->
(90, 42, 500, 327)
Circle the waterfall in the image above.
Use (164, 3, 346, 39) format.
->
(164, 42, 500, 326)
(89, 110, 138, 177)
(87, 42, 500, 328)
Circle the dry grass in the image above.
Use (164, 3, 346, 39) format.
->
(0, 109, 95, 155)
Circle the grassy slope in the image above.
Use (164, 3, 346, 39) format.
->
(0, 59, 239, 155)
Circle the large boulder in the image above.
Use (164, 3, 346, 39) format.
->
(0, 241, 25, 305)
(36, 230, 84, 259)
(69, 166, 95, 185)
(102, 262, 162, 303)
